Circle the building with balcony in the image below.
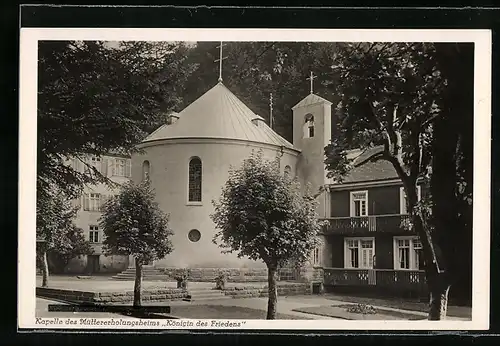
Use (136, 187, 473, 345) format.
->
(317, 150, 427, 297)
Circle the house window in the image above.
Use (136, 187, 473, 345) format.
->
(312, 246, 323, 266)
(83, 193, 102, 212)
(89, 225, 99, 243)
(344, 238, 375, 269)
(142, 160, 150, 181)
(284, 165, 291, 179)
(303, 114, 315, 138)
(350, 191, 368, 217)
(400, 186, 422, 214)
(188, 157, 202, 202)
(393, 236, 423, 270)
(115, 159, 125, 176)
(90, 156, 101, 172)
(113, 158, 131, 177)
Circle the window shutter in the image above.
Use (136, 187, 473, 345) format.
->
(125, 159, 131, 178)
(71, 158, 78, 171)
(83, 193, 90, 211)
(110, 159, 116, 176)
(101, 195, 105, 209)
(75, 159, 81, 173)
(83, 159, 88, 173)
(101, 158, 108, 177)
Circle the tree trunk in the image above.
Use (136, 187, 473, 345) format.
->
(266, 266, 278, 320)
(408, 192, 450, 321)
(428, 275, 451, 320)
(133, 258, 142, 308)
(41, 250, 49, 287)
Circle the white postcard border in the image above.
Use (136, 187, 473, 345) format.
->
(19, 28, 492, 331)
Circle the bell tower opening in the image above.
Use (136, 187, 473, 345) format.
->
(303, 113, 315, 139)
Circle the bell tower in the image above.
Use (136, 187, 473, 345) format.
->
(292, 89, 332, 218)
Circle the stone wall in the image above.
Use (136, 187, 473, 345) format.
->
(36, 287, 187, 304)
(223, 283, 311, 298)
(158, 267, 300, 282)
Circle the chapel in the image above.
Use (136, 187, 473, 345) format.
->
(128, 79, 333, 271)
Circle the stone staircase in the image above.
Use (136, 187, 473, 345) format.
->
(112, 267, 172, 281)
(183, 287, 231, 302)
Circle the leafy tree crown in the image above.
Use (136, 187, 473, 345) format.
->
(100, 180, 174, 264)
(211, 150, 322, 269)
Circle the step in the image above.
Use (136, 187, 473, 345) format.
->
(183, 293, 230, 302)
(188, 292, 227, 298)
(183, 296, 232, 302)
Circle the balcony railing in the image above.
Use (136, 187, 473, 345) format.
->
(321, 214, 412, 235)
(323, 267, 427, 292)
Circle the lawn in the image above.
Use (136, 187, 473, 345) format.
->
(324, 295, 472, 319)
(292, 304, 426, 320)
(170, 305, 313, 320)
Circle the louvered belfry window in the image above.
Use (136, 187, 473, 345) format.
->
(188, 157, 202, 202)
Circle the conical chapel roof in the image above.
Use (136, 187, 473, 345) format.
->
(143, 82, 298, 151)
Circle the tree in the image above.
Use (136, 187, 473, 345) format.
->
(100, 180, 174, 307)
(37, 41, 192, 282)
(37, 40, 195, 199)
(211, 151, 322, 319)
(36, 188, 93, 286)
(48, 225, 94, 274)
(430, 43, 474, 306)
(323, 42, 472, 320)
(180, 42, 338, 141)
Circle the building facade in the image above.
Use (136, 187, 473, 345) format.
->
(318, 152, 427, 297)
(63, 154, 132, 274)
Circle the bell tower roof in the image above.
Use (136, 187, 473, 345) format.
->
(292, 93, 332, 110)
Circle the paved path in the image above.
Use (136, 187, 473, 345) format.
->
(36, 276, 470, 321)
(164, 297, 341, 320)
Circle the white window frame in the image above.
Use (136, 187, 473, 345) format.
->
(89, 193, 101, 212)
(350, 190, 368, 217)
(399, 185, 422, 214)
(90, 156, 101, 172)
(344, 237, 375, 269)
(393, 236, 422, 270)
(311, 241, 323, 267)
(114, 158, 126, 177)
(89, 225, 100, 243)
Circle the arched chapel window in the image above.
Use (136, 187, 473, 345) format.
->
(303, 114, 315, 138)
(284, 165, 291, 179)
(188, 157, 202, 202)
(142, 160, 150, 181)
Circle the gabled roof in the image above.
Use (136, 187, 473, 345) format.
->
(142, 82, 298, 152)
(292, 93, 332, 110)
(341, 159, 400, 184)
(333, 146, 400, 184)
